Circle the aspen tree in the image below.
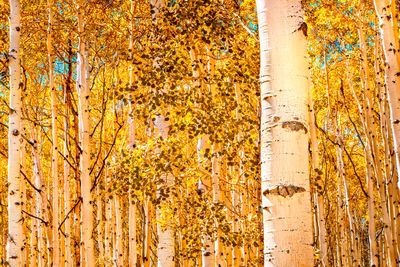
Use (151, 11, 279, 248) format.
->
(197, 134, 215, 266)
(345, 57, 379, 266)
(105, 159, 113, 266)
(20, 96, 27, 266)
(233, 83, 244, 267)
(64, 42, 73, 267)
(73, 90, 81, 267)
(31, 126, 52, 267)
(358, 24, 398, 264)
(207, 48, 224, 267)
(112, 188, 117, 264)
(77, 1, 95, 265)
(154, 109, 175, 267)
(30, 193, 38, 267)
(337, 136, 359, 266)
(7, 0, 24, 265)
(149, 0, 175, 265)
(143, 200, 153, 267)
(308, 88, 327, 267)
(373, 0, 400, 189)
(128, 2, 138, 265)
(114, 195, 124, 266)
(96, 179, 104, 265)
(47, 0, 60, 265)
(256, 0, 313, 265)
(189, 46, 215, 266)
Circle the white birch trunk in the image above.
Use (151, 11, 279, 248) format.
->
(257, 0, 313, 265)
(7, 0, 24, 265)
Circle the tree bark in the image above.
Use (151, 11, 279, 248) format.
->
(7, 0, 24, 265)
(114, 196, 124, 266)
(373, 0, 400, 190)
(257, 0, 313, 265)
(64, 41, 73, 267)
(77, 1, 95, 265)
(47, 0, 60, 265)
(308, 88, 327, 267)
(128, 1, 138, 264)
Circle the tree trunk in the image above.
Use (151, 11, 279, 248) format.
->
(359, 24, 398, 265)
(7, 0, 24, 265)
(308, 89, 327, 267)
(47, 0, 60, 265)
(114, 196, 124, 266)
(77, 1, 95, 265)
(105, 176, 113, 266)
(64, 42, 73, 267)
(154, 112, 175, 266)
(149, 0, 175, 265)
(233, 84, 243, 267)
(373, 0, 400, 190)
(32, 127, 51, 267)
(257, 0, 313, 265)
(20, 113, 27, 267)
(128, 1, 138, 264)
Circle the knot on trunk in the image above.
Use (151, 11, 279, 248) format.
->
(282, 120, 308, 133)
(263, 184, 306, 198)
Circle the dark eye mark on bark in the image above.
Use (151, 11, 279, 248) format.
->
(282, 121, 308, 133)
(263, 184, 306, 197)
(294, 22, 308, 36)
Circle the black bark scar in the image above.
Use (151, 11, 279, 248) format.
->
(263, 184, 306, 197)
(282, 121, 308, 133)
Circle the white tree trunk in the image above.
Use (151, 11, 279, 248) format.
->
(105, 174, 113, 266)
(96, 180, 104, 265)
(149, 0, 175, 265)
(128, 1, 138, 264)
(196, 135, 215, 267)
(47, 0, 60, 265)
(30, 191, 38, 267)
(232, 84, 243, 267)
(77, 1, 95, 265)
(257, 0, 313, 265)
(64, 78, 72, 266)
(373, 0, 400, 190)
(114, 196, 124, 266)
(32, 128, 51, 267)
(7, 0, 24, 265)
(20, 115, 27, 267)
(154, 113, 175, 267)
(308, 91, 327, 267)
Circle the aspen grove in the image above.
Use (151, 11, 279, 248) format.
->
(0, 0, 400, 266)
